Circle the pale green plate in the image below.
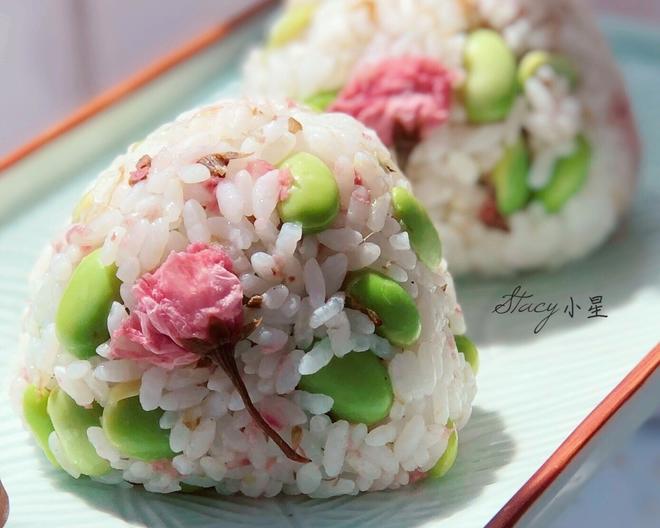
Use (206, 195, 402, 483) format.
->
(0, 8, 658, 528)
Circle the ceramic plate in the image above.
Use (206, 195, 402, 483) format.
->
(0, 3, 658, 527)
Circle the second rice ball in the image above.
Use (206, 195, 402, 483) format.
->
(244, 0, 640, 275)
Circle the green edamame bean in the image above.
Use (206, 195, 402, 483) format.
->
(391, 187, 442, 270)
(427, 423, 458, 479)
(268, 3, 317, 48)
(56, 248, 122, 359)
(277, 152, 340, 233)
(492, 138, 531, 215)
(464, 29, 517, 123)
(103, 394, 174, 461)
(303, 90, 339, 112)
(22, 385, 59, 467)
(47, 388, 110, 476)
(298, 351, 393, 425)
(455, 335, 479, 374)
(518, 51, 578, 90)
(346, 271, 421, 348)
(537, 135, 591, 213)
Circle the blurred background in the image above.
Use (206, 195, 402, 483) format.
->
(0, 0, 659, 159)
(0, 0, 658, 526)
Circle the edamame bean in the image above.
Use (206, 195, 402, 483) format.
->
(346, 271, 421, 347)
(22, 385, 59, 467)
(537, 135, 591, 213)
(103, 390, 174, 461)
(391, 187, 442, 269)
(427, 423, 458, 479)
(464, 30, 517, 123)
(518, 51, 578, 89)
(47, 387, 110, 476)
(455, 335, 479, 374)
(277, 152, 340, 233)
(298, 351, 393, 425)
(303, 90, 339, 112)
(55, 248, 122, 359)
(492, 138, 531, 215)
(268, 3, 317, 48)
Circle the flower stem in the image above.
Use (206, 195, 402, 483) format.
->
(211, 345, 309, 463)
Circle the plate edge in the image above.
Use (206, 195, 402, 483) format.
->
(0, 0, 277, 173)
(486, 343, 660, 528)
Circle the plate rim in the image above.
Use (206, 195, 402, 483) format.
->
(0, 4, 658, 525)
(0, 0, 278, 173)
(486, 344, 659, 527)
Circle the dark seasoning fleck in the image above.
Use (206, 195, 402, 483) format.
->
(197, 151, 251, 179)
(345, 295, 383, 326)
(245, 295, 263, 308)
(288, 117, 303, 134)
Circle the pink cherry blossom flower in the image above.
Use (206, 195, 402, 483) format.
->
(111, 243, 243, 368)
(330, 56, 454, 147)
(110, 242, 308, 462)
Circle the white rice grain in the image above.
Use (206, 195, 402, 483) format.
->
(87, 426, 121, 463)
(323, 420, 349, 478)
(184, 418, 216, 459)
(345, 309, 375, 335)
(164, 368, 209, 392)
(393, 415, 426, 461)
(107, 302, 128, 334)
(65, 360, 91, 380)
(94, 359, 143, 383)
(263, 284, 290, 310)
(275, 222, 303, 256)
(182, 199, 211, 243)
(160, 387, 208, 411)
(389, 232, 410, 251)
(317, 228, 362, 252)
(327, 311, 353, 357)
(298, 338, 333, 375)
(252, 170, 281, 219)
(303, 258, 326, 308)
(172, 454, 197, 475)
(251, 252, 278, 281)
(296, 391, 334, 415)
(215, 180, 244, 224)
(170, 420, 191, 453)
(140, 366, 168, 411)
(296, 463, 322, 494)
(275, 349, 304, 394)
(347, 242, 381, 270)
(365, 424, 397, 447)
(200, 456, 227, 481)
(309, 294, 345, 329)
(320, 253, 348, 296)
(280, 293, 302, 318)
(180, 164, 210, 184)
(368, 193, 391, 232)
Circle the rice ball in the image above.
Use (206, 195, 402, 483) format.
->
(14, 99, 476, 497)
(244, 0, 641, 275)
